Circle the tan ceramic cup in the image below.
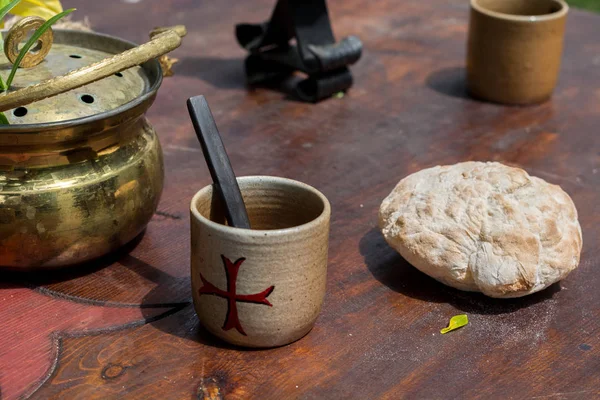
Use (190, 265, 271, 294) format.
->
(190, 176, 330, 348)
(467, 0, 569, 105)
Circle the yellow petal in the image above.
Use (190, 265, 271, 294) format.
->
(10, 0, 63, 20)
(440, 314, 468, 334)
(16, 0, 62, 12)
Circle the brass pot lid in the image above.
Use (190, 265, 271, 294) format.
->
(0, 29, 163, 125)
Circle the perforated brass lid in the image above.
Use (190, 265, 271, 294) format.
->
(0, 29, 162, 125)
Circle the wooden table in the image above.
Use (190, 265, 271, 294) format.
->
(2, 0, 599, 399)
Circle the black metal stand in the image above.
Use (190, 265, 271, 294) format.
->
(235, 0, 362, 102)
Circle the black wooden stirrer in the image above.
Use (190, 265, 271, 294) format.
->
(187, 95, 251, 229)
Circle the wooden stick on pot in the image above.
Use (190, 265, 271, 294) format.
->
(0, 25, 187, 113)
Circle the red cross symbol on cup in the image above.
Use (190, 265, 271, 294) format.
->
(197, 255, 275, 336)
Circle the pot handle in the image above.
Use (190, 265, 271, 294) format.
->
(0, 25, 187, 113)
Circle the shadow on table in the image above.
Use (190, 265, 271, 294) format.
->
(251, 74, 312, 103)
(0, 231, 146, 286)
(426, 66, 470, 100)
(360, 227, 561, 315)
(177, 56, 307, 103)
(176, 56, 246, 89)
(0, 230, 246, 351)
(0, 224, 255, 350)
(142, 287, 271, 352)
(1, 232, 192, 313)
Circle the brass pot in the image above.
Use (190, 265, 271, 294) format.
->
(0, 28, 181, 268)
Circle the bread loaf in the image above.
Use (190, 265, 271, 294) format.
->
(378, 162, 582, 298)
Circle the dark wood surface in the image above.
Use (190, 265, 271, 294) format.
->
(2, 0, 599, 399)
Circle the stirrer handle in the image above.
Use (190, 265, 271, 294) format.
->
(187, 95, 251, 229)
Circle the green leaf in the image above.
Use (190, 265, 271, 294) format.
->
(440, 314, 468, 334)
(5, 7, 75, 90)
(0, 112, 9, 124)
(0, 0, 21, 21)
(0, 0, 22, 90)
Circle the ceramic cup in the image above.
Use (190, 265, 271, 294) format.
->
(467, 0, 569, 105)
(190, 176, 331, 348)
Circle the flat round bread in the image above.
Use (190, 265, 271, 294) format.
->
(378, 162, 582, 298)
